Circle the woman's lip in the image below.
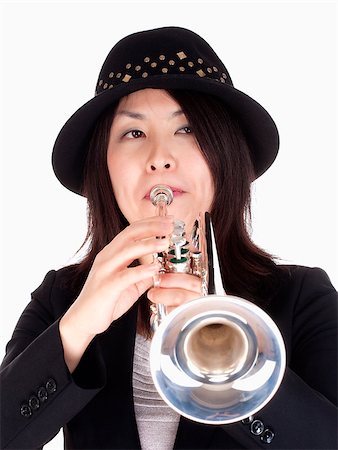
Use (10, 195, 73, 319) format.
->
(171, 189, 184, 197)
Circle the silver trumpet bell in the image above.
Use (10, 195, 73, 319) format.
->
(149, 185, 286, 425)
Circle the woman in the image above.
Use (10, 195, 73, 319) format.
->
(1, 26, 337, 449)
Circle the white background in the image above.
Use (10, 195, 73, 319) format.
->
(1, 1, 337, 448)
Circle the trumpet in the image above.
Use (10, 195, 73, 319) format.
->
(148, 184, 286, 425)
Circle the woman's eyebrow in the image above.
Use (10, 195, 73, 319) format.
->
(115, 110, 145, 120)
(115, 109, 184, 120)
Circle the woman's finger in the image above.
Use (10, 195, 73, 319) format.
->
(94, 236, 169, 275)
(95, 216, 174, 271)
(114, 215, 174, 248)
(147, 287, 202, 307)
(112, 263, 160, 295)
(156, 272, 202, 293)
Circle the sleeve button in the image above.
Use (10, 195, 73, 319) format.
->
(37, 386, 48, 402)
(46, 378, 57, 394)
(20, 404, 32, 418)
(28, 395, 40, 411)
(261, 428, 275, 444)
(250, 419, 265, 436)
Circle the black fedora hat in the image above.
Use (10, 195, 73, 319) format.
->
(52, 26, 279, 196)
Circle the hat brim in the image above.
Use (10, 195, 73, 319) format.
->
(52, 75, 279, 195)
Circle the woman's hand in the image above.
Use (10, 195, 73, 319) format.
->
(59, 215, 173, 372)
(147, 271, 203, 314)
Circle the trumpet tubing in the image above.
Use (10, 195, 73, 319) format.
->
(148, 184, 286, 425)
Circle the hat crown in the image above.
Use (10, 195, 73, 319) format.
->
(96, 26, 233, 94)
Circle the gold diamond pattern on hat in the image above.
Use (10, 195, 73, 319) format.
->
(196, 69, 206, 77)
(97, 50, 225, 92)
(177, 51, 187, 60)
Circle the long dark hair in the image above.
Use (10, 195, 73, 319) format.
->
(72, 90, 283, 335)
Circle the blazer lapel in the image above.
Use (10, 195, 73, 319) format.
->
(174, 416, 217, 449)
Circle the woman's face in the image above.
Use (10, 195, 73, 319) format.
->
(107, 88, 214, 233)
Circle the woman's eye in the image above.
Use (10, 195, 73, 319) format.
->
(177, 126, 192, 134)
(124, 129, 144, 139)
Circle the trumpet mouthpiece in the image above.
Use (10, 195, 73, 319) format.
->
(150, 185, 174, 206)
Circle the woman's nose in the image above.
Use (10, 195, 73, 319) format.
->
(146, 146, 176, 173)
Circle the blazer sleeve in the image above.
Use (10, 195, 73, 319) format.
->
(0, 271, 106, 450)
(223, 267, 338, 449)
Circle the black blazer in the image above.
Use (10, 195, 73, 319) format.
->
(1, 265, 337, 449)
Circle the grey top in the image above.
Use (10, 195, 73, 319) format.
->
(133, 333, 180, 450)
